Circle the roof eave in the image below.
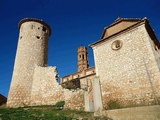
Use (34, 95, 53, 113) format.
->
(89, 19, 146, 48)
(100, 18, 142, 39)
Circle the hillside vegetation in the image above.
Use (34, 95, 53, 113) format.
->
(0, 104, 111, 120)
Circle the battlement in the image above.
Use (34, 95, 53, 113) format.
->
(18, 18, 51, 36)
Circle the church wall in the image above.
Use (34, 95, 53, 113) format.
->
(93, 24, 160, 108)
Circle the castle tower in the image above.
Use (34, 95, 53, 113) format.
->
(7, 18, 51, 107)
(78, 46, 89, 72)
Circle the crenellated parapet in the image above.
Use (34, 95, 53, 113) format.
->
(18, 18, 51, 36)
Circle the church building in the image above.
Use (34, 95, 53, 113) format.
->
(61, 17, 160, 108)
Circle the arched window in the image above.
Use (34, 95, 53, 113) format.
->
(82, 54, 84, 60)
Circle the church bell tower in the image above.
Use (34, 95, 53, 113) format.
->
(78, 46, 89, 72)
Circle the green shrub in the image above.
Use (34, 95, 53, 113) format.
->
(62, 81, 77, 90)
(107, 100, 121, 110)
(55, 101, 65, 109)
(0, 104, 6, 109)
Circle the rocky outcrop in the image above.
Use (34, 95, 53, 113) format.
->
(0, 94, 7, 105)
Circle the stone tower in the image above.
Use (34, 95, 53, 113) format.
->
(7, 18, 51, 107)
(78, 46, 89, 72)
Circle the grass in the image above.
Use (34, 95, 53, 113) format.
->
(106, 100, 121, 110)
(0, 105, 94, 120)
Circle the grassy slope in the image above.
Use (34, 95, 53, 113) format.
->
(0, 105, 94, 120)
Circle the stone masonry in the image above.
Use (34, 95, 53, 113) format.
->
(7, 18, 51, 107)
(90, 18, 160, 108)
(7, 17, 160, 112)
(78, 46, 89, 72)
(7, 18, 84, 109)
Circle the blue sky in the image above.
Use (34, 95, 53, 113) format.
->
(0, 0, 160, 97)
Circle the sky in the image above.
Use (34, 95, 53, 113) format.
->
(0, 0, 160, 97)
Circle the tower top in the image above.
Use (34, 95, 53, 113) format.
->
(18, 18, 51, 36)
(78, 46, 87, 50)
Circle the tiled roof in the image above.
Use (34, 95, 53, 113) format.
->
(114, 17, 142, 23)
(90, 17, 149, 47)
(104, 17, 142, 30)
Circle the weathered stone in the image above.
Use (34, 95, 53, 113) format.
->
(7, 18, 84, 110)
(90, 18, 160, 108)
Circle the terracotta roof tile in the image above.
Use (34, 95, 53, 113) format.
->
(104, 17, 142, 30)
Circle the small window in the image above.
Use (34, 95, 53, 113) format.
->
(42, 26, 47, 32)
(155, 46, 158, 51)
(82, 54, 84, 60)
(20, 36, 22, 39)
(116, 44, 120, 48)
(31, 25, 34, 29)
(36, 36, 40, 39)
(111, 40, 123, 50)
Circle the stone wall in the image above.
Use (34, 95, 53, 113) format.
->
(64, 89, 84, 110)
(30, 65, 85, 110)
(8, 63, 85, 109)
(30, 65, 64, 105)
(101, 105, 160, 120)
(7, 18, 85, 109)
(79, 73, 96, 90)
(92, 23, 160, 108)
(7, 19, 50, 108)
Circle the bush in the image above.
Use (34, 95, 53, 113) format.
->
(62, 81, 78, 90)
(0, 104, 6, 109)
(55, 101, 65, 109)
(107, 100, 121, 110)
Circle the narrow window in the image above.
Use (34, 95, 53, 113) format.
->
(31, 25, 34, 29)
(82, 54, 84, 60)
(155, 46, 158, 51)
(36, 36, 40, 39)
(42, 26, 47, 32)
